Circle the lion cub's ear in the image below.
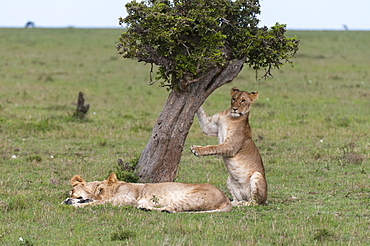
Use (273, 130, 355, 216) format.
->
(106, 172, 118, 186)
(70, 175, 86, 186)
(248, 91, 258, 103)
(230, 87, 240, 96)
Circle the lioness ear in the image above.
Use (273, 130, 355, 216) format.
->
(230, 87, 240, 96)
(248, 91, 258, 103)
(107, 172, 118, 186)
(70, 175, 86, 186)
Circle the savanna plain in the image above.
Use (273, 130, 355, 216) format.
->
(0, 28, 369, 245)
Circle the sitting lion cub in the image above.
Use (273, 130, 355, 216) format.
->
(62, 172, 232, 213)
(191, 87, 267, 206)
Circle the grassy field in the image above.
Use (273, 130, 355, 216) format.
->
(0, 28, 369, 245)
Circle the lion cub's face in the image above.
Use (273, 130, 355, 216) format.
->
(229, 87, 258, 118)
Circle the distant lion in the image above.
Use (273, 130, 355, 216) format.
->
(191, 87, 267, 206)
(62, 172, 232, 213)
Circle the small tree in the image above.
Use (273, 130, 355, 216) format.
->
(117, 0, 299, 182)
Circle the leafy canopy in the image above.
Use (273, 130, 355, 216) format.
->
(117, 0, 299, 89)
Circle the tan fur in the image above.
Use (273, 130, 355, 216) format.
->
(62, 173, 232, 213)
(69, 175, 102, 199)
(191, 87, 267, 206)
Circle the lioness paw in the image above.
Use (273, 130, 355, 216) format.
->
(72, 202, 85, 208)
(161, 209, 174, 213)
(138, 207, 152, 212)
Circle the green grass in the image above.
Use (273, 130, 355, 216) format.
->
(1, 28, 369, 245)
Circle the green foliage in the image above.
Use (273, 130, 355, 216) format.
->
(117, 0, 299, 88)
(246, 24, 300, 78)
(112, 156, 140, 183)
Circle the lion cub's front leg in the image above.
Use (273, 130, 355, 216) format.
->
(191, 106, 239, 157)
(190, 145, 208, 156)
(190, 144, 235, 157)
(196, 106, 219, 137)
(191, 106, 226, 156)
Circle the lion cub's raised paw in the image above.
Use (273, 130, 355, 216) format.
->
(190, 145, 201, 156)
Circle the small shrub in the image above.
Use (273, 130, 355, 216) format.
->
(112, 156, 139, 183)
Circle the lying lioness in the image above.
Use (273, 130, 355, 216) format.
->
(191, 87, 267, 206)
(62, 172, 232, 213)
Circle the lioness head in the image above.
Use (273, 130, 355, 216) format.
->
(92, 172, 119, 201)
(69, 175, 101, 199)
(229, 87, 258, 118)
(61, 175, 101, 205)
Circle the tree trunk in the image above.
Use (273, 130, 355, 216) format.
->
(135, 59, 245, 182)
